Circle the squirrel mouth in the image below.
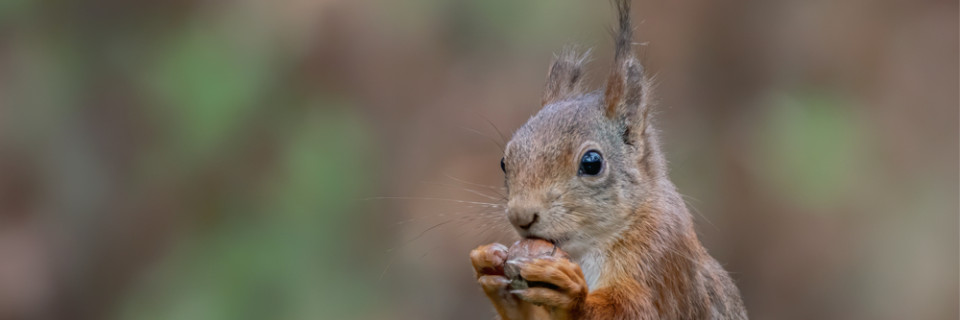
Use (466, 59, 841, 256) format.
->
(526, 235, 569, 247)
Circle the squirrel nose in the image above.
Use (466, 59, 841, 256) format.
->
(508, 204, 541, 231)
(516, 213, 539, 230)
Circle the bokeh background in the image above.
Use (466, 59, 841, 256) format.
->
(0, 0, 957, 319)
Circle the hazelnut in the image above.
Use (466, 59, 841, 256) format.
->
(503, 238, 570, 290)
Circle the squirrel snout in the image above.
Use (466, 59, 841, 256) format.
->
(507, 204, 541, 231)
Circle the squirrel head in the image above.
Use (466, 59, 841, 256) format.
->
(501, 0, 661, 257)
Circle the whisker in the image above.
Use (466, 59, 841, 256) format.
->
(475, 218, 513, 243)
(400, 220, 455, 249)
(419, 243, 445, 258)
(459, 188, 506, 202)
(380, 209, 510, 279)
(387, 206, 498, 229)
(442, 174, 507, 196)
(417, 216, 514, 259)
(680, 193, 702, 203)
(388, 209, 505, 250)
(460, 126, 504, 150)
(418, 181, 506, 202)
(372, 181, 511, 280)
(378, 252, 396, 281)
(679, 193, 717, 231)
(477, 113, 508, 148)
(364, 196, 504, 208)
(390, 211, 459, 227)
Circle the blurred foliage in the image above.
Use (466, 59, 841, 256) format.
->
(0, 0, 955, 320)
(118, 104, 380, 320)
(144, 21, 276, 158)
(758, 91, 868, 210)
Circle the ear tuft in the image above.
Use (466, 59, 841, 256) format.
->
(604, 0, 653, 145)
(542, 47, 590, 106)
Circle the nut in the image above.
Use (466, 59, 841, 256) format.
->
(503, 238, 570, 290)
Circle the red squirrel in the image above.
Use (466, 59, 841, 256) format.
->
(468, 0, 747, 318)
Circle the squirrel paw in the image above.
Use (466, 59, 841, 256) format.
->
(470, 243, 509, 277)
(473, 243, 549, 320)
(508, 256, 588, 311)
(471, 243, 514, 297)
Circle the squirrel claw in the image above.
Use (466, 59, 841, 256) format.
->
(478, 275, 512, 296)
(470, 243, 509, 277)
(511, 257, 588, 310)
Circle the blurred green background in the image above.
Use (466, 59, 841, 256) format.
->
(0, 0, 956, 319)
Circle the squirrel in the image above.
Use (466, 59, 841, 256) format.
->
(468, 0, 748, 319)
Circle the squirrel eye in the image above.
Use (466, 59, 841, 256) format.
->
(500, 157, 506, 173)
(578, 150, 603, 176)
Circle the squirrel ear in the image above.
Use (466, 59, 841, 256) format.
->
(604, 0, 652, 146)
(542, 48, 589, 106)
